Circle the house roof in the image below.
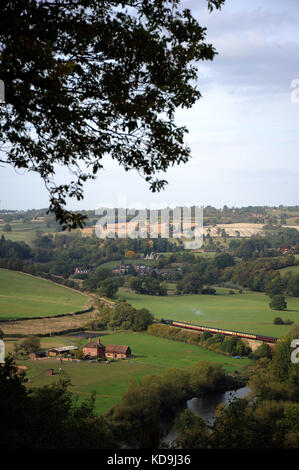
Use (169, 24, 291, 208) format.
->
(83, 341, 104, 349)
(48, 346, 78, 353)
(31, 350, 46, 357)
(105, 345, 131, 354)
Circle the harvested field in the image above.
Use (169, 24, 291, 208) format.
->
(203, 223, 266, 237)
(80, 226, 95, 235)
(1, 310, 96, 336)
(82, 222, 299, 239)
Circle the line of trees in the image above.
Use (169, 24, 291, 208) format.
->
(87, 300, 154, 332)
(147, 323, 251, 357)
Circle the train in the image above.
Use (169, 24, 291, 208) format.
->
(160, 318, 278, 344)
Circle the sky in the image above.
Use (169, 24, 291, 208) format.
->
(1, 0, 299, 211)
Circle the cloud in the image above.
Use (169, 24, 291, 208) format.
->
(186, 0, 299, 94)
(1, 0, 299, 211)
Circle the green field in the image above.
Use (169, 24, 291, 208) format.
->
(20, 332, 250, 414)
(279, 265, 299, 277)
(97, 258, 156, 270)
(0, 269, 88, 320)
(0, 220, 57, 245)
(117, 288, 299, 338)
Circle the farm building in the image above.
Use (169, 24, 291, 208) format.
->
(74, 267, 89, 275)
(153, 268, 177, 279)
(134, 264, 152, 275)
(82, 338, 105, 358)
(48, 346, 78, 357)
(29, 351, 47, 360)
(105, 345, 131, 360)
(112, 263, 131, 274)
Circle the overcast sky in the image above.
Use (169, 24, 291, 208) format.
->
(1, 0, 299, 211)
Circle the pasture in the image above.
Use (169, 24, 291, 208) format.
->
(279, 265, 299, 277)
(117, 288, 299, 338)
(0, 269, 88, 320)
(0, 220, 57, 245)
(97, 258, 156, 270)
(19, 331, 250, 414)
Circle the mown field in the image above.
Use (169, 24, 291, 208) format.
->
(117, 288, 299, 338)
(0, 269, 88, 320)
(18, 332, 250, 414)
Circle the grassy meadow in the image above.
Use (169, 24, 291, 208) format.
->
(18, 331, 250, 414)
(279, 265, 299, 277)
(117, 287, 299, 338)
(0, 220, 57, 245)
(97, 258, 156, 270)
(0, 269, 88, 320)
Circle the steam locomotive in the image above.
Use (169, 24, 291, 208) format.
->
(160, 318, 277, 344)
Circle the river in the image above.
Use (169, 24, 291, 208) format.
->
(163, 386, 251, 445)
(187, 386, 250, 425)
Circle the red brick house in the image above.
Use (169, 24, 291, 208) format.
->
(82, 338, 105, 358)
(105, 345, 131, 360)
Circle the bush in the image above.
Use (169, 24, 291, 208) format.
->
(287, 324, 299, 339)
(201, 287, 216, 295)
(273, 317, 284, 325)
(250, 343, 272, 360)
(202, 331, 212, 341)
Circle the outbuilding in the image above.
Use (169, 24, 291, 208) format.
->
(29, 351, 47, 360)
(105, 345, 131, 360)
(48, 346, 78, 357)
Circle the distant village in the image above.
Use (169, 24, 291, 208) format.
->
(74, 252, 184, 282)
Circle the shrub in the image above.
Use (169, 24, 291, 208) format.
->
(250, 343, 272, 360)
(201, 287, 216, 295)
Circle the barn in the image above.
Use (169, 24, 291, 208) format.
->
(105, 345, 131, 360)
(48, 346, 78, 357)
(29, 351, 47, 360)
